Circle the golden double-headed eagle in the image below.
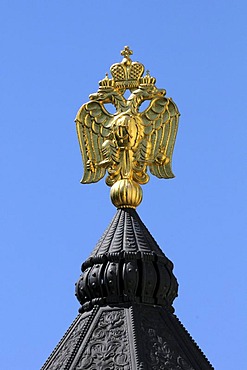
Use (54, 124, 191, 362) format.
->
(75, 47, 180, 208)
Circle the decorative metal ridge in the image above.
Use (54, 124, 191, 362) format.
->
(86, 208, 168, 258)
(75, 46, 180, 209)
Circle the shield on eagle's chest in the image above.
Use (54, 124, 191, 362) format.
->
(112, 114, 143, 150)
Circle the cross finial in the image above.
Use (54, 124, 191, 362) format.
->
(121, 46, 133, 59)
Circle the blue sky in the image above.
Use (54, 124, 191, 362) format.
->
(1, 1, 246, 369)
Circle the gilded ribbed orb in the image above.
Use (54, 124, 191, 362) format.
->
(110, 179, 142, 209)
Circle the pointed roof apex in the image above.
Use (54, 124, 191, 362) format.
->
(75, 208, 178, 313)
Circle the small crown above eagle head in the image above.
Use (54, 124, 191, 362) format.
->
(98, 73, 115, 89)
(139, 70, 156, 86)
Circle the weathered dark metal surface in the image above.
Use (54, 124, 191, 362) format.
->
(41, 304, 213, 370)
(41, 208, 214, 370)
(75, 208, 178, 312)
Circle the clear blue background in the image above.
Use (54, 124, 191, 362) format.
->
(1, 1, 246, 369)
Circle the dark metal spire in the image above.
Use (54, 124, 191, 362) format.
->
(41, 208, 213, 370)
(75, 208, 178, 313)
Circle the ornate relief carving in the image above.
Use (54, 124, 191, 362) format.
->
(75, 310, 131, 370)
(141, 314, 194, 370)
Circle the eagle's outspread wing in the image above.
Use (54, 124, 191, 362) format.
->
(75, 101, 113, 183)
(141, 96, 180, 179)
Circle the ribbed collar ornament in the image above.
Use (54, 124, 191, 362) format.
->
(75, 46, 180, 209)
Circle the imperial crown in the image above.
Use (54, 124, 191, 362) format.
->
(110, 46, 145, 90)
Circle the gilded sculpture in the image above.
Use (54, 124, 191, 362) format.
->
(75, 46, 180, 208)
